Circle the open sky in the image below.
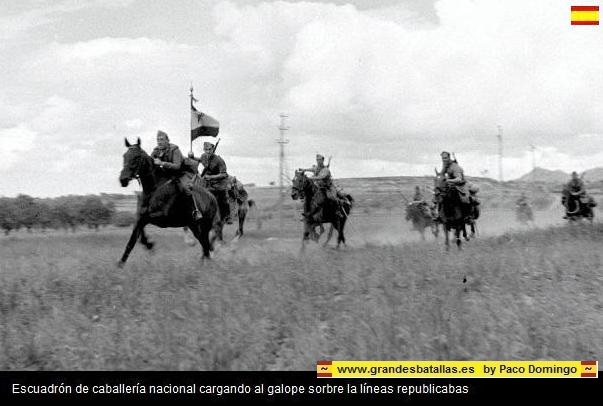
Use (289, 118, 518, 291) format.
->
(2, 0, 602, 197)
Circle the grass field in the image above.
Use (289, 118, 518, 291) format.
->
(1, 202, 602, 370)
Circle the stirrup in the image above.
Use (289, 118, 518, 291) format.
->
(192, 210, 203, 221)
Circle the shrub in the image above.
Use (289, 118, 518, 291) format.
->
(112, 211, 136, 227)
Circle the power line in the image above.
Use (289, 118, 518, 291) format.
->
(276, 113, 289, 232)
(497, 125, 503, 182)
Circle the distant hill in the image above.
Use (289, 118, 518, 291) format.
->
(514, 167, 569, 183)
(583, 167, 603, 182)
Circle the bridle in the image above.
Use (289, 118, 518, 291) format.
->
(126, 146, 145, 187)
(292, 172, 306, 200)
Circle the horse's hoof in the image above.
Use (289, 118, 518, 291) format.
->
(117, 261, 125, 269)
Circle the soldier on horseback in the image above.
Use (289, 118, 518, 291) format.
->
(435, 151, 479, 223)
(561, 171, 595, 219)
(300, 154, 350, 222)
(150, 130, 202, 220)
(188, 141, 232, 225)
(409, 186, 432, 219)
(227, 175, 248, 205)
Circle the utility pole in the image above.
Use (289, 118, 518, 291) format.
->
(277, 113, 289, 232)
(497, 125, 503, 182)
(529, 143, 536, 171)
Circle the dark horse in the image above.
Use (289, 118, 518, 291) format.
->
(118, 138, 218, 266)
(221, 180, 256, 239)
(230, 197, 256, 238)
(405, 201, 439, 240)
(433, 170, 472, 250)
(185, 183, 256, 245)
(563, 191, 595, 223)
(291, 170, 353, 248)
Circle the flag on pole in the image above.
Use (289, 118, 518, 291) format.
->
(191, 105, 219, 140)
(571, 5, 599, 25)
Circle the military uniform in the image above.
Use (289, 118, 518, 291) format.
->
(413, 187, 424, 201)
(302, 155, 350, 221)
(441, 161, 469, 203)
(151, 143, 183, 180)
(190, 145, 231, 224)
(228, 176, 248, 204)
(411, 187, 431, 218)
(435, 152, 479, 222)
(566, 178, 586, 196)
(149, 132, 202, 219)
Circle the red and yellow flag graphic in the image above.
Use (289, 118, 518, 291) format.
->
(316, 360, 332, 378)
(571, 5, 599, 25)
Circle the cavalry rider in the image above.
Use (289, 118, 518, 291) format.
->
(562, 171, 586, 218)
(188, 141, 232, 224)
(227, 175, 248, 205)
(300, 154, 349, 221)
(150, 130, 201, 220)
(410, 185, 431, 218)
(435, 151, 479, 222)
(516, 192, 529, 207)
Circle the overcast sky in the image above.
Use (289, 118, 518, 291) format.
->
(2, 0, 602, 197)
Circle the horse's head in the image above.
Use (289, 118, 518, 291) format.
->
(291, 170, 307, 200)
(119, 137, 145, 187)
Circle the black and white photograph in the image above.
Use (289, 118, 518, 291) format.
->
(1, 0, 601, 399)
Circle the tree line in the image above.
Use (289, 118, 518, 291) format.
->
(0, 194, 136, 235)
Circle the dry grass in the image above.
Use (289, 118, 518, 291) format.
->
(1, 205, 602, 371)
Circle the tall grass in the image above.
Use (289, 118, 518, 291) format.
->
(1, 222, 602, 370)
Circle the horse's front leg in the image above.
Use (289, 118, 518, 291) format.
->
(444, 225, 450, 251)
(324, 224, 334, 247)
(119, 218, 146, 267)
(139, 228, 154, 250)
(456, 227, 462, 249)
(301, 221, 311, 252)
(189, 221, 211, 259)
(336, 220, 346, 248)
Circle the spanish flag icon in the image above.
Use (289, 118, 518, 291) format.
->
(317, 360, 332, 378)
(571, 5, 599, 25)
(581, 360, 597, 377)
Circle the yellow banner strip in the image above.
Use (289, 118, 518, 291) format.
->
(317, 361, 598, 378)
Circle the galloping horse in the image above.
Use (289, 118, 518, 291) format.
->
(433, 169, 471, 250)
(189, 182, 256, 245)
(226, 178, 256, 238)
(291, 170, 353, 248)
(118, 138, 218, 265)
(405, 201, 439, 240)
(563, 191, 595, 223)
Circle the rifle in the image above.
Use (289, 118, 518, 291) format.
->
(200, 138, 220, 178)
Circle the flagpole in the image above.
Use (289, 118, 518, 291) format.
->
(189, 84, 195, 153)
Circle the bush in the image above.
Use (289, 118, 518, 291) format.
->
(112, 211, 136, 227)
